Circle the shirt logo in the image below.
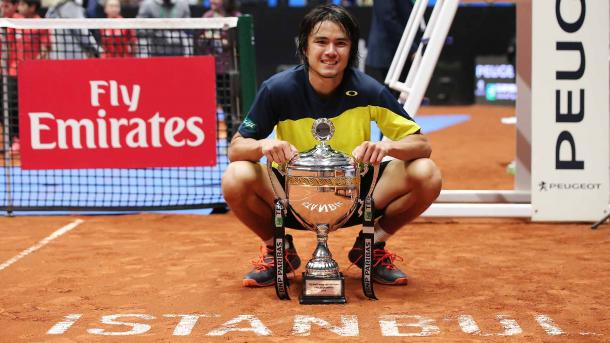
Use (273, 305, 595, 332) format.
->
(345, 90, 358, 97)
(241, 118, 257, 131)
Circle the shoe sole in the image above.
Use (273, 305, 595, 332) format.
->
(242, 279, 274, 287)
(373, 276, 408, 285)
(242, 272, 299, 288)
(242, 260, 301, 288)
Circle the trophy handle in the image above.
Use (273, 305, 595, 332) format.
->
(268, 153, 299, 178)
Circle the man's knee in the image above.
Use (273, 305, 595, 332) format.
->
(221, 161, 261, 200)
(407, 158, 442, 197)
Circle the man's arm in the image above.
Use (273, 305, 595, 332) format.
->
(352, 133, 431, 165)
(228, 132, 297, 164)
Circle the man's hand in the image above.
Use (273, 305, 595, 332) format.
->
(352, 141, 391, 165)
(261, 139, 298, 164)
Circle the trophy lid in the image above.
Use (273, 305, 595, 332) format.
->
(289, 118, 354, 169)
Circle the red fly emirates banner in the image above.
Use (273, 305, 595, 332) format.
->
(18, 57, 217, 169)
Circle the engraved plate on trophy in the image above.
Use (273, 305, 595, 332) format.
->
(304, 279, 343, 297)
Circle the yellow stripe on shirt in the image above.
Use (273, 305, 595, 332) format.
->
(276, 106, 420, 156)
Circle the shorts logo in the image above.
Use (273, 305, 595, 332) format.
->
(345, 90, 358, 97)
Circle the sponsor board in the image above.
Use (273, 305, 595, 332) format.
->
(531, 0, 609, 221)
(19, 57, 217, 169)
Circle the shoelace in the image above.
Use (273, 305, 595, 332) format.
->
(372, 249, 403, 270)
(251, 246, 298, 277)
(346, 247, 404, 271)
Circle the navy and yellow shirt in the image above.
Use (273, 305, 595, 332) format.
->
(238, 65, 420, 156)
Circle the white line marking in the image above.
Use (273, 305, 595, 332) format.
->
(457, 315, 481, 335)
(534, 314, 565, 336)
(496, 314, 523, 336)
(88, 314, 155, 336)
(0, 219, 84, 271)
(207, 315, 272, 336)
(379, 315, 440, 337)
(47, 314, 83, 335)
(292, 315, 359, 337)
(163, 314, 220, 336)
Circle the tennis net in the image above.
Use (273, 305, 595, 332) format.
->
(0, 17, 256, 213)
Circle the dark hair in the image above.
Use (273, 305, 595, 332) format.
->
(297, 4, 360, 69)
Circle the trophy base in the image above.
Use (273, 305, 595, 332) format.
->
(299, 272, 346, 305)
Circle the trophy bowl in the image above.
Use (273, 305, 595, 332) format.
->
(284, 118, 361, 304)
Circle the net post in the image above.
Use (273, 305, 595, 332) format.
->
(237, 15, 257, 119)
(1, 26, 13, 216)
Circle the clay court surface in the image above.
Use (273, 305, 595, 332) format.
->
(1, 105, 609, 341)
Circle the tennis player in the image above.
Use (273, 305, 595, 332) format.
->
(222, 4, 442, 287)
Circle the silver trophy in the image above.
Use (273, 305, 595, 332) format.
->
(270, 118, 365, 304)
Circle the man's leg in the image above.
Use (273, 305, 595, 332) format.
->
(373, 158, 442, 233)
(221, 161, 301, 287)
(221, 161, 276, 241)
(348, 158, 442, 285)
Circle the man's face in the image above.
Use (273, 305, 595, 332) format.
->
(1, 0, 17, 18)
(305, 20, 351, 80)
(104, 0, 121, 18)
(17, 1, 33, 17)
(210, 0, 222, 11)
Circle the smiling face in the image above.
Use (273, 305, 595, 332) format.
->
(305, 20, 351, 82)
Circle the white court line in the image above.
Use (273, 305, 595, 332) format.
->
(0, 219, 84, 271)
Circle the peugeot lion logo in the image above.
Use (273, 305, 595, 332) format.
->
(538, 181, 548, 191)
